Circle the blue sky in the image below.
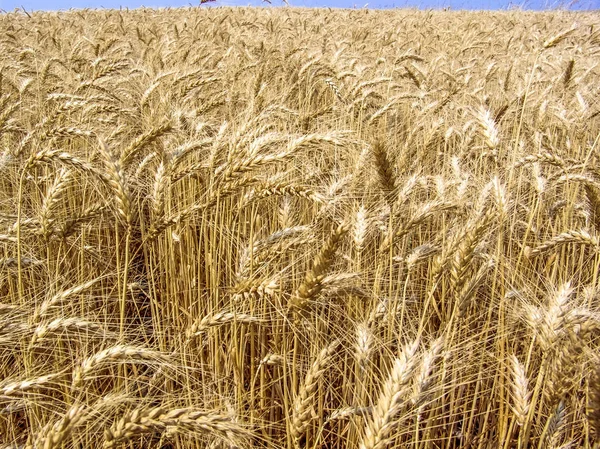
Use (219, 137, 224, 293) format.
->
(0, 0, 596, 14)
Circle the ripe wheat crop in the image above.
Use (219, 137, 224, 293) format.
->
(0, 5, 599, 449)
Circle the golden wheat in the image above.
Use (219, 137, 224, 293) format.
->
(0, 6, 598, 449)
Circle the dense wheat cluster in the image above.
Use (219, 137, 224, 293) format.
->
(0, 5, 599, 449)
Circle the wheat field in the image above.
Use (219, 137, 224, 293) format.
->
(0, 5, 599, 449)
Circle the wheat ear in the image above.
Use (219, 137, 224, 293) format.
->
(187, 311, 263, 338)
(353, 205, 369, 253)
(104, 407, 247, 448)
(372, 139, 396, 201)
(509, 354, 531, 427)
(120, 123, 172, 166)
(35, 278, 102, 319)
(35, 403, 87, 449)
(360, 340, 420, 449)
(543, 25, 578, 48)
(1, 373, 62, 397)
(290, 223, 348, 314)
(526, 229, 600, 257)
(97, 137, 132, 226)
(72, 345, 164, 388)
(31, 317, 108, 345)
(39, 168, 71, 239)
(584, 184, 600, 232)
(291, 340, 340, 449)
(355, 322, 373, 372)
